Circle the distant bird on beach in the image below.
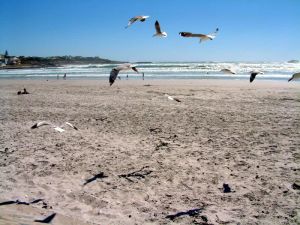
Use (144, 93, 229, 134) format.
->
(109, 63, 139, 86)
(125, 15, 150, 28)
(221, 68, 236, 74)
(288, 72, 300, 82)
(165, 94, 181, 102)
(17, 88, 30, 95)
(153, 21, 167, 37)
(249, 71, 264, 83)
(179, 28, 219, 43)
(31, 121, 78, 132)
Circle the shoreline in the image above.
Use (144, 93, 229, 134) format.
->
(0, 65, 47, 70)
(0, 78, 298, 85)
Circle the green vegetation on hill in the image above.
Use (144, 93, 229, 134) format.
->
(2, 56, 122, 69)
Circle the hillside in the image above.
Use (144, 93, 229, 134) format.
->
(1, 56, 122, 69)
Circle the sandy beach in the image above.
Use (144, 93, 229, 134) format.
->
(0, 79, 299, 225)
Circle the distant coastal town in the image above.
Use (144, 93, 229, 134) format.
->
(0, 50, 121, 69)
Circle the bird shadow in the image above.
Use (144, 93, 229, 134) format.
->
(0, 199, 45, 206)
(118, 166, 153, 182)
(83, 172, 108, 186)
(34, 213, 56, 223)
(166, 208, 203, 220)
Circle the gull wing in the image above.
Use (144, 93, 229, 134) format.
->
(167, 95, 181, 102)
(131, 67, 139, 73)
(155, 21, 162, 33)
(116, 63, 131, 70)
(126, 17, 139, 28)
(189, 33, 207, 38)
(165, 94, 172, 99)
(65, 122, 78, 130)
(109, 68, 120, 86)
(289, 72, 300, 82)
(140, 15, 149, 21)
(207, 28, 219, 38)
(179, 32, 193, 37)
(31, 121, 52, 129)
(173, 97, 181, 102)
(250, 73, 258, 83)
(221, 69, 236, 74)
(293, 72, 300, 79)
(294, 72, 300, 78)
(179, 32, 207, 38)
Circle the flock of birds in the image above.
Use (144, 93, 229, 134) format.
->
(109, 15, 300, 86)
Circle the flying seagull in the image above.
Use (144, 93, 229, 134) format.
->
(221, 68, 236, 74)
(288, 72, 300, 82)
(153, 20, 167, 37)
(109, 63, 139, 86)
(125, 15, 150, 28)
(249, 71, 264, 83)
(31, 121, 78, 132)
(165, 94, 181, 102)
(179, 28, 219, 43)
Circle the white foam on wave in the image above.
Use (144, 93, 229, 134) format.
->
(0, 62, 299, 80)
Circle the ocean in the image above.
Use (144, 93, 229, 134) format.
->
(0, 62, 299, 81)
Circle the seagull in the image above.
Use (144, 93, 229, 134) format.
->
(221, 68, 236, 74)
(109, 63, 139, 86)
(125, 15, 150, 28)
(288, 72, 300, 82)
(165, 94, 181, 102)
(153, 20, 167, 37)
(249, 71, 264, 83)
(31, 121, 78, 132)
(179, 28, 219, 43)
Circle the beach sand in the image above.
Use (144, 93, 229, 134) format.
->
(0, 79, 299, 225)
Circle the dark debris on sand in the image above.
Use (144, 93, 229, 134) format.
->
(118, 166, 153, 182)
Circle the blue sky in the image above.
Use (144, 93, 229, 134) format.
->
(0, 0, 299, 62)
